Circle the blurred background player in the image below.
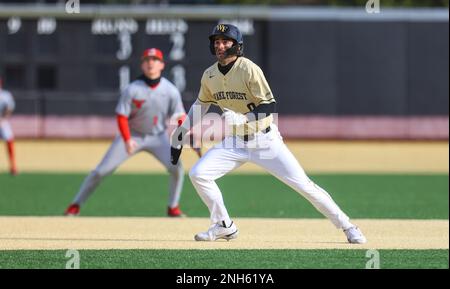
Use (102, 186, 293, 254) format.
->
(65, 48, 187, 217)
(0, 76, 17, 176)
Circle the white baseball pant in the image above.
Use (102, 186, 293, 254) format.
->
(189, 124, 353, 230)
(0, 121, 14, 141)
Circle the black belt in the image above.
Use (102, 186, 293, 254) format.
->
(243, 126, 271, 142)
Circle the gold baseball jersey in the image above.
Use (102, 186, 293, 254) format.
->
(197, 57, 275, 135)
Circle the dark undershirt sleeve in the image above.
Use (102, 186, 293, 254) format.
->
(246, 102, 276, 121)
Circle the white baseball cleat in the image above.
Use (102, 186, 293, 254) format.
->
(194, 222, 239, 241)
(344, 226, 367, 244)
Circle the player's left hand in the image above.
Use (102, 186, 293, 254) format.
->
(125, 139, 139, 155)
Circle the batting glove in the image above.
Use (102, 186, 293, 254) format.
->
(170, 126, 187, 165)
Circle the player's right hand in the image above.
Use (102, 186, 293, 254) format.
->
(125, 139, 138, 155)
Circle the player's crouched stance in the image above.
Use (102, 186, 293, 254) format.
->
(65, 48, 187, 218)
(171, 24, 366, 244)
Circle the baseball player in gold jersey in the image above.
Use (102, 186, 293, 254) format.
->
(171, 24, 366, 244)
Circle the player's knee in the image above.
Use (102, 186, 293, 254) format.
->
(188, 166, 203, 182)
(190, 163, 217, 182)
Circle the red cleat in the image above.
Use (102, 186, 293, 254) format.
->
(167, 206, 186, 217)
(64, 204, 80, 216)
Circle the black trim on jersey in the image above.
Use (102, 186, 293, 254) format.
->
(137, 74, 161, 88)
(198, 99, 217, 104)
(259, 98, 276, 104)
(217, 57, 239, 75)
(246, 102, 276, 121)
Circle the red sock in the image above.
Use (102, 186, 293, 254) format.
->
(6, 140, 17, 174)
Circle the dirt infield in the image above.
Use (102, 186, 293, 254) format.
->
(0, 140, 448, 173)
(0, 217, 447, 250)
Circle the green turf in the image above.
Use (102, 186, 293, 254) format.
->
(0, 173, 448, 219)
(0, 249, 447, 269)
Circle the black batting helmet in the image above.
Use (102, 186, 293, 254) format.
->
(209, 24, 244, 56)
